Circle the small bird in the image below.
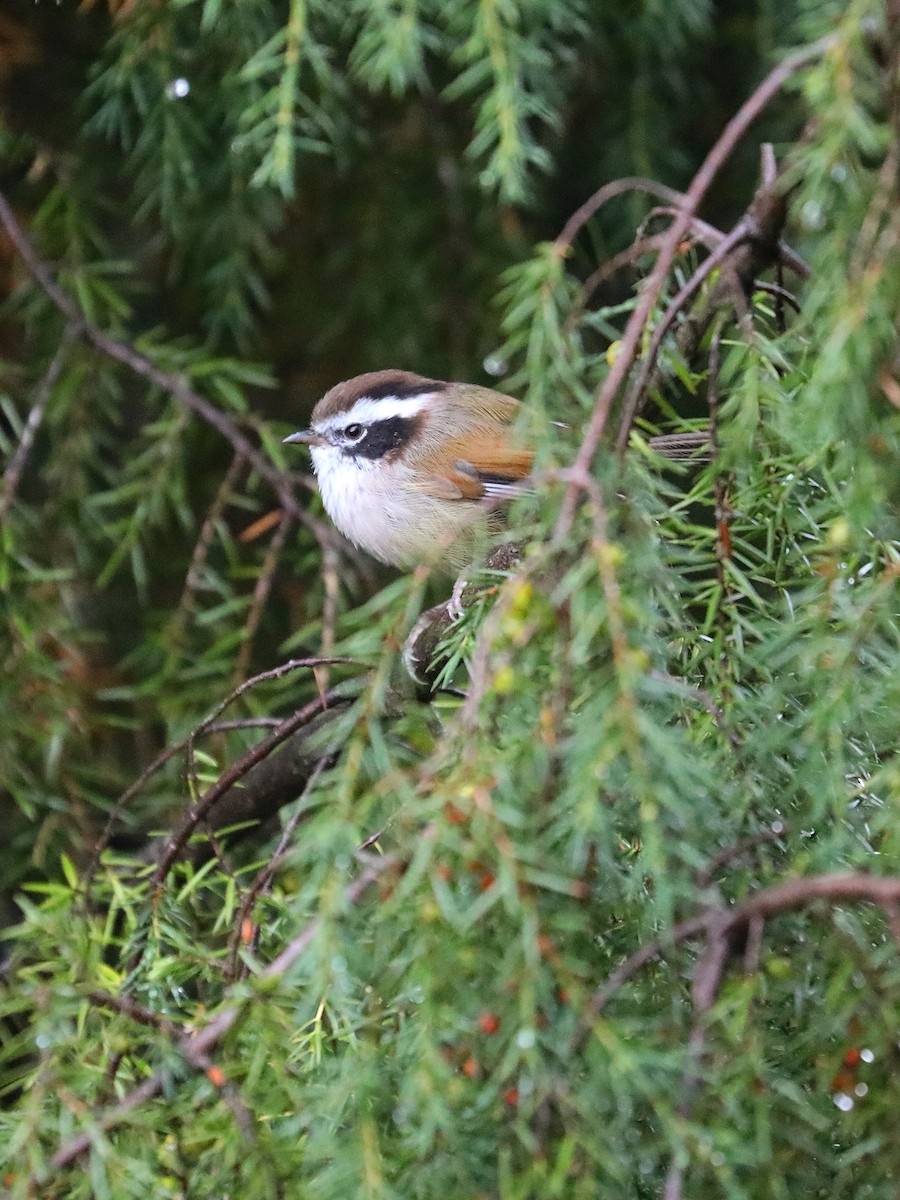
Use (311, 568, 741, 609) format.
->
(284, 369, 534, 570)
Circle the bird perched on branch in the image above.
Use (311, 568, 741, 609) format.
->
(284, 368, 711, 570)
(284, 369, 534, 570)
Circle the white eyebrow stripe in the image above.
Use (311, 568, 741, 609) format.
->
(315, 391, 437, 433)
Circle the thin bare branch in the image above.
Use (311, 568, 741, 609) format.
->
(554, 179, 694, 253)
(553, 33, 837, 542)
(0, 188, 334, 548)
(589, 872, 900, 1016)
(33, 855, 394, 1191)
(569, 233, 670, 324)
(224, 757, 329, 982)
(232, 509, 295, 686)
(660, 927, 731, 1200)
(86, 656, 362, 877)
(153, 686, 353, 886)
(0, 335, 73, 520)
(319, 543, 341, 693)
(753, 278, 801, 312)
(613, 221, 752, 452)
(172, 450, 247, 633)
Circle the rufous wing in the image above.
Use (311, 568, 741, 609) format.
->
(419, 439, 534, 504)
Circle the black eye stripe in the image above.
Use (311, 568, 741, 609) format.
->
(341, 415, 418, 460)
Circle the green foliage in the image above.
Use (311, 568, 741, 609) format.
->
(1, 0, 899, 1197)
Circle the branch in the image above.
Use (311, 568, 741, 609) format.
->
(589, 872, 900, 1016)
(553, 33, 837, 543)
(151, 686, 357, 887)
(31, 855, 395, 1192)
(85, 656, 364, 885)
(661, 927, 730, 1200)
(612, 218, 754, 452)
(231, 508, 295, 687)
(0, 189, 333, 546)
(612, 149, 797, 454)
(171, 450, 247, 635)
(554, 178, 697, 253)
(402, 541, 524, 693)
(223, 758, 329, 983)
(0, 334, 74, 520)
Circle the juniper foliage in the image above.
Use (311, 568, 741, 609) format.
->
(0, 1, 898, 1197)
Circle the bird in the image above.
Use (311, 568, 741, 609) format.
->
(283, 369, 534, 570)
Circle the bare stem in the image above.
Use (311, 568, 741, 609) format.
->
(553, 33, 836, 543)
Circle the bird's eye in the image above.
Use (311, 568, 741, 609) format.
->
(343, 423, 364, 442)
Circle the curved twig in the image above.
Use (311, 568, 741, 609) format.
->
(29, 854, 395, 1193)
(554, 178, 695, 254)
(0, 334, 74, 519)
(589, 872, 900, 1015)
(613, 219, 753, 452)
(552, 33, 837, 543)
(152, 686, 356, 886)
(0, 189, 333, 547)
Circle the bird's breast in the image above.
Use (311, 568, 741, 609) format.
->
(311, 445, 485, 568)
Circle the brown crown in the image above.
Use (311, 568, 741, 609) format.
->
(311, 369, 448, 422)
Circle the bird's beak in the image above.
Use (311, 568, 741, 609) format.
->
(283, 429, 325, 447)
